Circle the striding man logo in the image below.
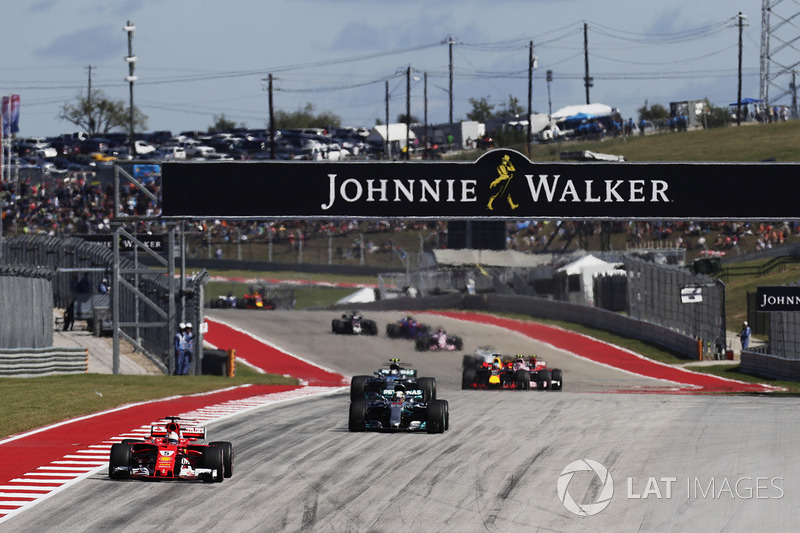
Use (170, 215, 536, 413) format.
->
(487, 153, 519, 210)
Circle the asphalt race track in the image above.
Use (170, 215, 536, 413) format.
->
(5, 310, 799, 532)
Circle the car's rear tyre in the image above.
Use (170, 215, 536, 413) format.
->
(386, 323, 400, 338)
(209, 441, 234, 478)
(364, 320, 378, 335)
(515, 369, 530, 390)
(461, 367, 476, 390)
(331, 319, 342, 334)
(452, 336, 464, 351)
(426, 400, 447, 434)
(350, 375, 370, 401)
(109, 443, 132, 480)
(415, 338, 428, 351)
(349, 400, 367, 432)
(551, 369, 563, 391)
(417, 377, 436, 401)
(203, 445, 224, 482)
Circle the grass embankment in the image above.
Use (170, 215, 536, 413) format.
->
(0, 364, 296, 441)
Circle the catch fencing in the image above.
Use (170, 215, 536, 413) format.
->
(625, 256, 726, 357)
(1, 235, 205, 371)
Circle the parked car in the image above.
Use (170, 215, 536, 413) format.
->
(134, 140, 156, 155)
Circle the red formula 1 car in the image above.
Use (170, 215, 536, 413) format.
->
(108, 417, 234, 482)
(462, 354, 563, 391)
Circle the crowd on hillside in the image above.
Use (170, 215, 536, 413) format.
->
(505, 220, 800, 253)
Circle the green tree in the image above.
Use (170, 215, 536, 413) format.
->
(58, 89, 147, 136)
(466, 97, 495, 122)
(498, 95, 525, 118)
(274, 103, 341, 130)
(396, 113, 420, 124)
(209, 113, 244, 133)
(638, 103, 669, 122)
(701, 101, 731, 129)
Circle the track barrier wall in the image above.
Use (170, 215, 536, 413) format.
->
(0, 347, 88, 376)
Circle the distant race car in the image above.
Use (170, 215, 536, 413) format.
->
(462, 353, 563, 391)
(415, 327, 464, 352)
(332, 311, 378, 335)
(349, 382, 449, 433)
(350, 358, 436, 401)
(108, 416, 234, 482)
(386, 315, 431, 340)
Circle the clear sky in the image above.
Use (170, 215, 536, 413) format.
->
(0, 0, 767, 138)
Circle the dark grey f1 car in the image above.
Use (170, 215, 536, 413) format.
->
(332, 311, 378, 335)
(349, 383, 449, 433)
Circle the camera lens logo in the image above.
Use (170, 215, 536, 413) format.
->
(557, 459, 614, 516)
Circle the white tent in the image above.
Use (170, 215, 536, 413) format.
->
(558, 254, 621, 305)
(335, 287, 376, 306)
(551, 103, 614, 121)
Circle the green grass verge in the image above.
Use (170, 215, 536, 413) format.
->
(683, 364, 800, 394)
(0, 364, 297, 441)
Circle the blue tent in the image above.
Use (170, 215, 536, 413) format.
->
(729, 97, 763, 106)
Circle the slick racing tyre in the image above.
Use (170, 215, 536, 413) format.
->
(349, 400, 367, 432)
(363, 319, 378, 335)
(451, 336, 464, 351)
(209, 441, 234, 478)
(350, 375, 370, 401)
(551, 368, 563, 391)
(537, 369, 552, 391)
(417, 377, 437, 401)
(332, 319, 343, 334)
(426, 400, 448, 434)
(514, 369, 530, 390)
(386, 323, 400, 338)
(461, 367, 476, 390)
(203, 445, 224, 482)
(108, 443, 132, 480)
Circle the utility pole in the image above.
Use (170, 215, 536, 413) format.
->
(123, 22, 137, 156)
(268, 73, 275, 159)
(86, 65, 95, 134)
(546, 70, 553, 119)
(737, 12, 745, 126)
(527, 41, 533, 149)
(385, 80, 390, 159)
(583, 22, 592, 105)
(445, 35, 457, 124)
(423, 72, 428, 157)
(406, 66, 411, 160)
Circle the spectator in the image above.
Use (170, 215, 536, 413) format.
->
(98, 278, 108, 294)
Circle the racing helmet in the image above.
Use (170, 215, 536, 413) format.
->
(492, 356, 502, 368)
(168, 431, 179, 445)
(394, 383, 406, 399)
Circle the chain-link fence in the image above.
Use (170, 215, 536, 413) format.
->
(625, 256, 726, 357)
(1, 235, 204, 369)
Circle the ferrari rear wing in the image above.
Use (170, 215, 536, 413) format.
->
(151, 424, 206, 441)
